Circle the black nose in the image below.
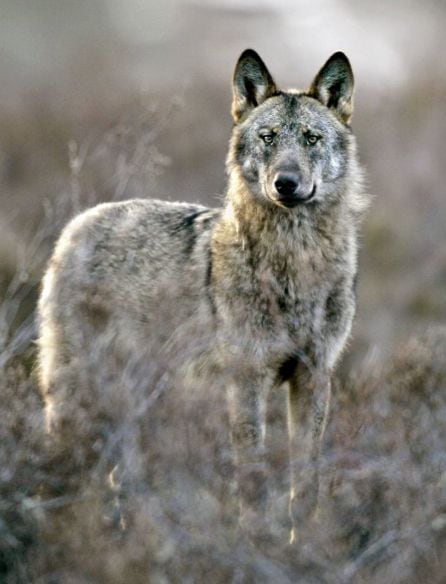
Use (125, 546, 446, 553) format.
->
(274, 173, 299, 197)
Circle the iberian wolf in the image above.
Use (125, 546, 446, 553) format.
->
(37, 49, 366, 542)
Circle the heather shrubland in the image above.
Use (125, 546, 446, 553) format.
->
(1, 2, 446, 582)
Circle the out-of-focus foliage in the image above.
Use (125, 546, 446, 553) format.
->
(1, 1, 445, 582)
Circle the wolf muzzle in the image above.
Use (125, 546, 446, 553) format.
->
(273, 172, 316, 207)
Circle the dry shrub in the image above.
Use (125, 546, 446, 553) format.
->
(321, 327, 446, 583)
(1, 310, 445, 583)
(0, 106, 445, 583)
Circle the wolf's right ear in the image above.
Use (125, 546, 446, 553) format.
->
(232, 49, 278, 124)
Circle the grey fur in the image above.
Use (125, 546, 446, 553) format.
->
(37, 49, 367, 542)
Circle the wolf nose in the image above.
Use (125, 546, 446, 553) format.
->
(274, 173, 299, 197)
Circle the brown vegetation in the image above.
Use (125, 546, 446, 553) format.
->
(0, 166, 445, 581)
(1, 3, 446, 581)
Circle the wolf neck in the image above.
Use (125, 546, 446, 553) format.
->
(220, 172, 345, 260)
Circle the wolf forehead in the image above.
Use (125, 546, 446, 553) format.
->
(234, 92, 351, 140)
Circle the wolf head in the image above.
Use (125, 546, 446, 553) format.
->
(228, 49, 360, 210)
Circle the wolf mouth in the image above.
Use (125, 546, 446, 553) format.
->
(274, 184, 317, 208)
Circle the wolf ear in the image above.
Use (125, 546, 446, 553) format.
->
(309, 52, 354, 124)
(232, 49, 278, 123)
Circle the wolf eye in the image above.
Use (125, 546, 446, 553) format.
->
(306, 134, 320, 145)
(260, 133, 274, 144)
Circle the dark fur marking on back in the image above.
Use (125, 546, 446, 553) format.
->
(182, 209, 208, 228)
(174, 210, 208, 256)
(205, 247, 216, 315)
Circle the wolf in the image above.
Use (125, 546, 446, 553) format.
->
(37, 49, 366, 542)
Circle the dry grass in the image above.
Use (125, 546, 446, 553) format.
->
(1, 311, 446, 582)
(1, 19, 446, 576)
(0, 127, 445, 582)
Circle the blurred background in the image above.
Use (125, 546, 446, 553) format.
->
(1, 0, 445, 365)
(1, 3, 446, 582)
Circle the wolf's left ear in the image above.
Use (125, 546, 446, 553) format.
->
(309, 52, 354, 124)
(232, 49, 278, 123)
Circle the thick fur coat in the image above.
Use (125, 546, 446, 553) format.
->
(37, 49, 366, 542)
